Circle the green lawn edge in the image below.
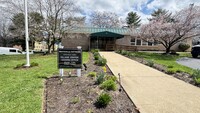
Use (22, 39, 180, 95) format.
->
(0, 52, 89, 113)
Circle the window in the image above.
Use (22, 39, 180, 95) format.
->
(136, 39, 142, 46)
(9, 49, 16, 52)
(130, 38, 136, 45)
(154, 40, 159, 45)
(148, 41, 153, 46)
(142, 40, 148, 46)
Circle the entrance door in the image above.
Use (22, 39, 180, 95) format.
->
(90, 37, 115, 50)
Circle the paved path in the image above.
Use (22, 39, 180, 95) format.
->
(100, 52, 200, 113)
(177, 57, 200, 70)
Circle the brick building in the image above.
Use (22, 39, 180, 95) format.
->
(62, 27, 192, 51)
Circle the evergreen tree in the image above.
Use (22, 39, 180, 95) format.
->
(126, 11, 141, 28)
(149, 8, 172, 22)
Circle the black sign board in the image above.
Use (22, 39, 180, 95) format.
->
(58, 48, 82, 69)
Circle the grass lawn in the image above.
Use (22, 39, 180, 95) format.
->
(132, 52, 194, 74)
(0, 52, 89, 113)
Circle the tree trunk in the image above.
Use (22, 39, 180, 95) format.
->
(47, 45, 51, 54)
(52, 38, 55, 52)
(165, 47, 171, 54)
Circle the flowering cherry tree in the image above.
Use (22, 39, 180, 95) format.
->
(139, 5, 200, 53)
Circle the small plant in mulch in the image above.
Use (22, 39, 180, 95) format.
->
(70, 96, 80, 104)
(100, 79, 117, 91)
(105, 75, 117, 82)
(87, 72, 97, 78)
(93, 52, 99, 57)
(95, 93, 111, 108)
(94, 55, 100, 60)
(102, 66, 107, 73)
(91, 49, 99, 54)
(86, 109, 94, 113)
(146, 60, 154, 67)
(193, 69, 200, 84)
(95, 58, 107, 66)
(96, 73, 106, 85)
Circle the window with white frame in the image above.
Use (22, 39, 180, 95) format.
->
(136, 39, 142, 46)
(154, 40, 159, 45)
(142, 40, 148, 46)
(130, 38, 136, 45)
(146, 39, 153, 46)
(148, 41, 154, 46)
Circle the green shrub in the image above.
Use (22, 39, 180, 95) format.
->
(96, 93, 111, 108)
(15, 64, 23, 69)
(115, 50, 121, 54)
(93, 52, 99, 56)
(105, 75, 117, 82)
(95, 58, 107, 66)
(96, 73, 105, 84)
(94, 55, 100, 60)
(167, 65, 174, 68)
(88, 72, 97, 78)
(178, 43, 190, 52)
(193, 69, 200, 84)
(15, 63, 25, 69)
(91, 49, 99, 54)
(146, 60, 154, 67)
(121, 50, 128, 55)
(166, 69, 176, 74)
(128, 53, 135, 57)
(176, 69, 183, 73)
(100, 80, 117, 91)
(30, 62, 39, 67)
(15, 62, 39, 69)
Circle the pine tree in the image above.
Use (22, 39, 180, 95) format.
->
(126, 12, 141, 28)
(149, 8, 172, 22)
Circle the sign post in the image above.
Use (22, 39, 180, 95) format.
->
(76, 46, 82, 77)
(58, 47, 82, 77)
(59, 44, 64, 77)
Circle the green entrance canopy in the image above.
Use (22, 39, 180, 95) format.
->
(90, 31, 124, 38)
(68, 27, 129, 35)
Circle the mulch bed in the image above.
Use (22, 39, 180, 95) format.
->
(43, 53, 139, 113)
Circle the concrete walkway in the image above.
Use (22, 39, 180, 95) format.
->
(100, 52, 200, 113)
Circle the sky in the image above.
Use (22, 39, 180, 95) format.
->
(77, 0, 200, 24)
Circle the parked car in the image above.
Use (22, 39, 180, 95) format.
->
(191, 45, 200, 58)
(0, 47, 22, 55)
(22, 50, 34, 54)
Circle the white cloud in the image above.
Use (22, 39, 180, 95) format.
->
(77, 0, 200, 25)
